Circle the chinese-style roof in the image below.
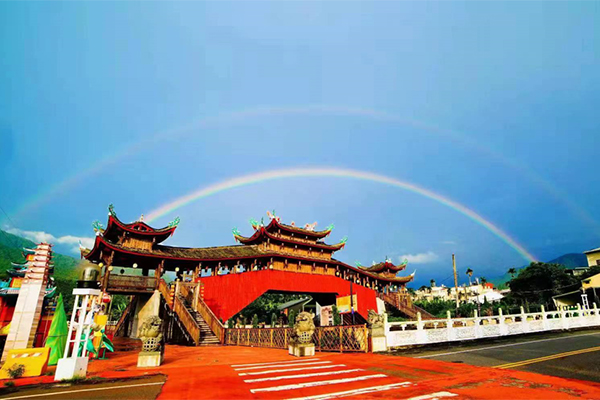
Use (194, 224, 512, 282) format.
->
(358, 260, 407, 274)
(233, 226, 346, 251)
(102, 214, 177, 244)
(85, 235, 267, 263)
(268, 219, 334, 239)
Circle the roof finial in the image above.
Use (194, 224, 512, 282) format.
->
(108, 203, 117, 217)
(139, 213, 144, 221)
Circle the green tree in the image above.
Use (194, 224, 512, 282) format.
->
(227, 319, 234, 329)
(508, 262, 578, 308)
(430, 279, 436, 288)
(252, 314, 259, 328)
(508, 268, 517, 279)
(288, 310, 296, 327)
(271, 312, 278, 328)
(332, 305, 342, 326)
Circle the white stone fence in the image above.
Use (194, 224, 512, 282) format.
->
(385, 304, 600, 349)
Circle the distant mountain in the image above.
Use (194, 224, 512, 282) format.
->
(546, 253, 588, 268)
(0, 229, 81, 310)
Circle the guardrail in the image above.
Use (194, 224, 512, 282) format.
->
(385, 304, 600, 348)
(107, 275, 155, 293)
(225, 324, 368, 353)
(173, 295, 200, 346)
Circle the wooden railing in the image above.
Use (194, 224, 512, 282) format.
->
(158, 278, 173, 309)
(225, 325, 368, 353)
(196, 295, 226, 343)
(173, 295, 200, 346)
(112, 299, 135, 337)
(107, 275, 155, 293)
(379, 292, 435, 320)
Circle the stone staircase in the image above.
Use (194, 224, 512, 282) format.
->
(379, 292, 436, 320)
(180, 296, 220, 346)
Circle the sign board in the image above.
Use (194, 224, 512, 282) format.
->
(0, 347, 49, 379)
(336, 294, 358, 314)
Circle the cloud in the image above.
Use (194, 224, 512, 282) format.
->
(442, 240, 456, 245)
(6, 228, 94, 254)
(399, 251, 440, 264)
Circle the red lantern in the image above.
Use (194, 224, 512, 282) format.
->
(102, 293, 111, 304)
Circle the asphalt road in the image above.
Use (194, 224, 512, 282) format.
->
(0, 375, 165, 400)
(400, 328, 600, 383)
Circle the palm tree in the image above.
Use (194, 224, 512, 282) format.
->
(508, 267, 517, 279)
(466, 268, 473, 286)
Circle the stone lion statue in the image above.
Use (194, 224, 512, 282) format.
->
(367, 310, 384, 328)
(139, 316, 163, 353)
(290, 311, 315, 344)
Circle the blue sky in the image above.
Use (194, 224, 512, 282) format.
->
(1, 2, 599, 287)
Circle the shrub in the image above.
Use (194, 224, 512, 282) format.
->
(288, 310, 296, 328)
(4, 381, 15, 388)
(7, 364, 25, 379)
(252, 314, 259, 328)
(227, 319, 234, 329)
(332, 305, 342, 326)
(271, 312, 278, 328)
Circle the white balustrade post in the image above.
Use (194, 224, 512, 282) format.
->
(473, 310, 482, 338)
(416, 312, 427, 344)
(498, 308, 508, 336)
(520, 306, 529, 333)
(594, 303, 600, 326)
(540, 305, 549, 330)
(561, 306, 569, 330)
(446, 310, 455, 341)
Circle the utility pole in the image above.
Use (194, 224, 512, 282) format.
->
(452, 254, 459, 315)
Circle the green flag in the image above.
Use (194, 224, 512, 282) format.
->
(45, 293, 68, 365)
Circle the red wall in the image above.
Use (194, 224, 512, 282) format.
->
(200, 269, 378, 322)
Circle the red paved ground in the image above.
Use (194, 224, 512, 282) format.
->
(4, 345, 600, 399)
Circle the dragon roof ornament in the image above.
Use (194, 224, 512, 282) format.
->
(168, 216, 180, 228)
(108, 203, 117, 218)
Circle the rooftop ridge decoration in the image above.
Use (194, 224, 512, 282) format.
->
(92, 220, 105, 235)
(266, 210, 280, 222)
(304, 222, 317, 231)
(108, 203, 117, 218)
(168, 216, 180, 228)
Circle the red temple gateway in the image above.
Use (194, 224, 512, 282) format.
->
(83, 206, 430, 346)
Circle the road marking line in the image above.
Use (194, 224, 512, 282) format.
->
(250, 373, 388, 393)
(286, 381, 412, 400)
(494, 345, 600, 369)
(415, 331, 600, 359)
(0, 381, 164, 400)
(235, 361, 331, 371)
(232, 358, 320, 367)
(244, 368, 364, 383)
(239, 364, 346, 376)
(406, 391, 458, 400)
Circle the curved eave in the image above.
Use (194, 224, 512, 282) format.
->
(358, 262, 407, 274)
(234, 227, 343, 251)
(103, 215, 176, 243)
(269, 219, 333, 239)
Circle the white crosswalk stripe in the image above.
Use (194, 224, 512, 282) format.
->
(238, 364, 346, 376)
(286, 382, 413, 400)
(232, 358, 320, 368)
(250, 374, 388, 393)
(244, 368, 364, 383)
(235, 361, 331, 371)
